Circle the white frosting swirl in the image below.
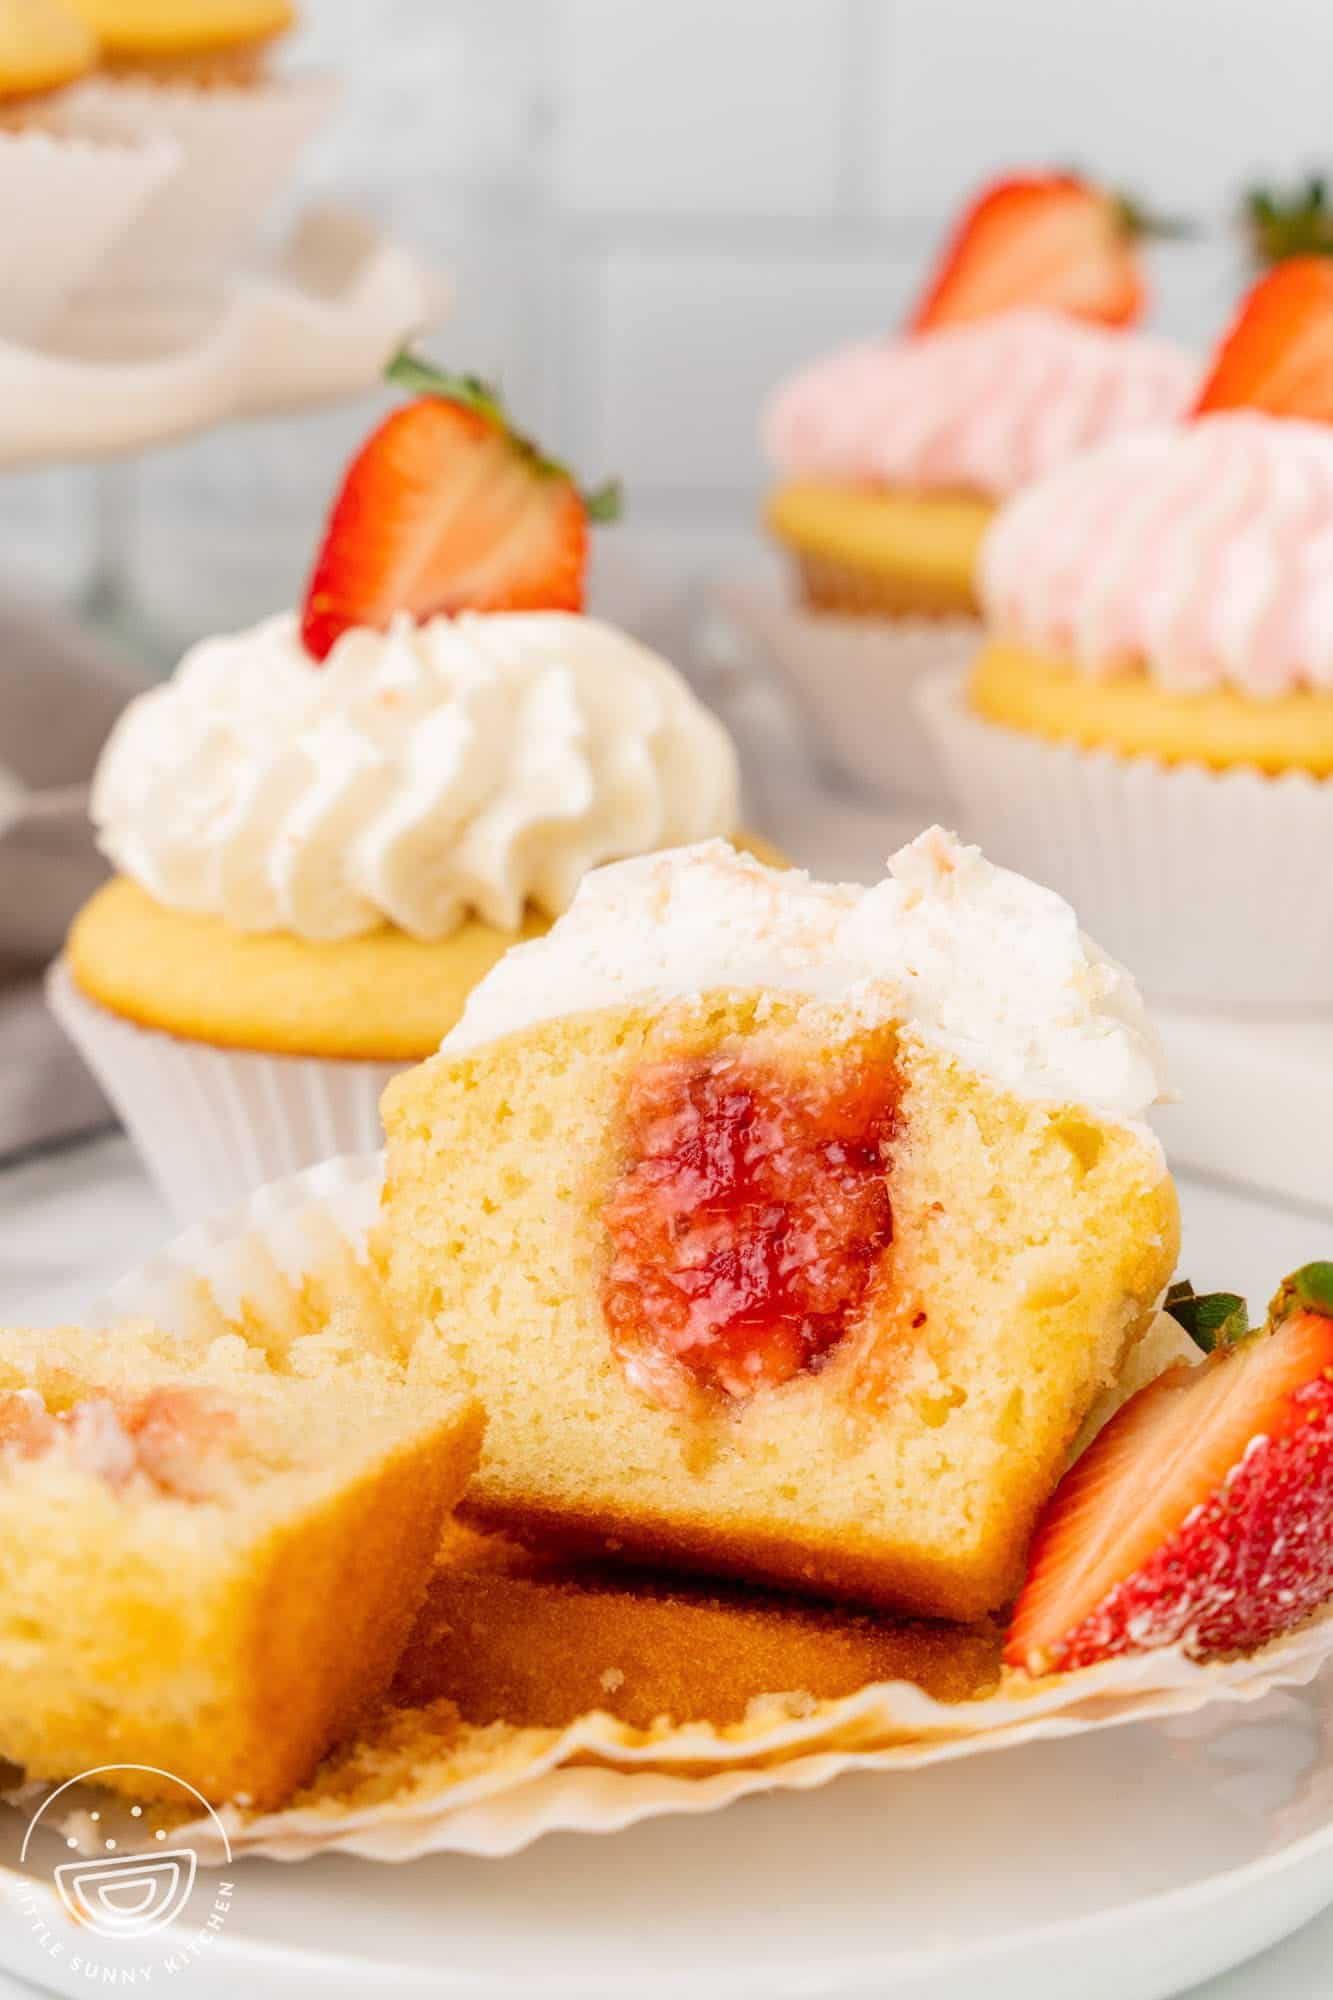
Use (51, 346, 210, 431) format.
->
(447, 828, 1168, 1126)
(92, 612, 741, 942)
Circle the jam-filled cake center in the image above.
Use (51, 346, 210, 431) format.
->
(0, 1385, 238, 1498)
(602, 1045, 899, 1400)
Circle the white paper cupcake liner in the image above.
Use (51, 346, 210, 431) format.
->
(916, 669, 1333, 1012)
(54, 73, 337, 294)
(715, 577, 979, 806)
(0, 125, 178, 343)
(46, 961, 406, 1225)
(22, 1152, 1333, 1863)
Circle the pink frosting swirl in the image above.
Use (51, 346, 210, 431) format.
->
(979, 413, 1333, 698)
(763, 309, 1196, 502)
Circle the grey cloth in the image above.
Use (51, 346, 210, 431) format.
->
(0, 593, 149, 1158)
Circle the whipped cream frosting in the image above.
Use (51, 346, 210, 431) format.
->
(92, 611, 740, 942)
(446, 827, 1168, 1123)
(980, 411, 1333, 696)
(763, 309, 1197, 501)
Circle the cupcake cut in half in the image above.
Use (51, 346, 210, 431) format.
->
(376, 829, 1178, 1622)
(0, 1318, 482, 1808)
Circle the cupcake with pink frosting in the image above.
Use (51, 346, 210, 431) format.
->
(741, 172, 1196, 803)
(918, 258, 1333, 1010)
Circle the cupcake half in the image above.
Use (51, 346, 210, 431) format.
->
(753, 174, 1197, 801)
(919, 258, 1333, 1011)
(376, 829, 1177, 1620)
(51, 360, 749, 1220)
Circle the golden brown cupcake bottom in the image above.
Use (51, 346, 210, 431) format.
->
(397, 1528, 1003, 1729)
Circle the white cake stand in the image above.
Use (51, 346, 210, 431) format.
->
(0, 202, 447, 639)
(0, 203, 447, 466)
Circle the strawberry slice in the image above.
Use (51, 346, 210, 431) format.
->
(1193, 258, 1333, 420)
(908, 173, 1151, 333)
(300, 357, 620, 663)
(1006, 1264, 1333, 1676)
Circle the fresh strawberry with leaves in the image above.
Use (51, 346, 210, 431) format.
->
(300, 353, 621, 663)
(1006, 1262, 1333, 1677)
(906, 173, 1180, 334)
(1193, 257, 1333, 421)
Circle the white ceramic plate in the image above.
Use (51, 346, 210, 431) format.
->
(3, 1671, 1333, 2000)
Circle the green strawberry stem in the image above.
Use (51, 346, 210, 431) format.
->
(1164, 1279, 1250, 1354)
(385, 352, 506, 425)
(584, 479, 624, 523)
(1113, 193, 1197, 243)
(1269, 1262, 1333, 1326)
(1243, 177, 1333, 268)
(384, 349, 623, 523)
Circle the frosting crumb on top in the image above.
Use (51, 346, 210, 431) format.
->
(446, 827, 1168, 1123)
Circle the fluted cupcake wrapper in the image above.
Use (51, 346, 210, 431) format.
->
(46, 961, 406, 1224)
(916, 669, 1333, 1013)
(0, 125, 179, 343)
(10, 1152, 1330, 1864)
(715, 577, 979, 807)
(53, 73, 338, 295)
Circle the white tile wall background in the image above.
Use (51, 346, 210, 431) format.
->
(4, 0, 1333, 659)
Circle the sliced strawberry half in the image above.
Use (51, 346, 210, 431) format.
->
(1006, 1267, 1333, 1676)
(300, 357, 620, 663)
(907, 173, 1151, 334)
(1193, 257, 1333, 421)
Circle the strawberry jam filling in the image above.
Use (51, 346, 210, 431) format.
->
(602, 1046, 899, 1401)
(0, 1386, 237, 1499)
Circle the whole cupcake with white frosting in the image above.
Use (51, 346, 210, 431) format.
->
(51, 360, 754, 1220)
(740, 172, 1196, 807)
(918, 258, 1333, 1009)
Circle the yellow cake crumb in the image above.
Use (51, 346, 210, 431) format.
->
(377, 994, 1178, 1622)
(0, 1319, 482, 1808)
